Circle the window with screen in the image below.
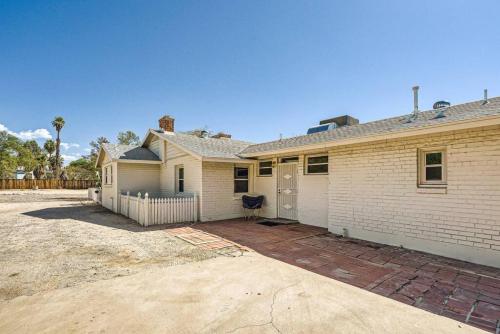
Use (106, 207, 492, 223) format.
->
(306, 155, 328, 174)
(104, 165, 112, 185)
(234, 167, 249, 193)
(419, 149, 446, 186)
(176, 165, 184, 193)
(258, 161, 272, 176)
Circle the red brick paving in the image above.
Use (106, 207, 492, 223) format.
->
(185, 219, 500, 333)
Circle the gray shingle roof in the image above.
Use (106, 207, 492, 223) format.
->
(153, 131, 252, 159)
(103, 143, 160, 161)
(241, 96, 500, 155)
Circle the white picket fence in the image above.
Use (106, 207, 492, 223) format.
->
(119, 191, 198, 226)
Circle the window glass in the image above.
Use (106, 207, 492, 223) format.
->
(306, 155, 328, 174)
(308, 164, 328, 174)
(259, 161, 272, 168)
(308, 156, 328, 164)
(426, 166, 442, 181)
(234, 180, 248, 193)
(234, 167, 248, 178)
(258, 161, 272, 176)
(426, 152, 442, 165)
(105, 166, 112, 185)
(177, 166, 184, 193)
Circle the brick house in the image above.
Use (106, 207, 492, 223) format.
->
(96, 91, 500, 267)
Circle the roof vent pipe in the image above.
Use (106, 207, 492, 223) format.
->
(413, 86, 419, 114)
(483, 89, 489, 104)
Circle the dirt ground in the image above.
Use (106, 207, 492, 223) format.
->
(0, 190, 216, 301)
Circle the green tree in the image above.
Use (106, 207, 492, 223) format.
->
(89, 136, 109, 157)
(24, 140, 42, 157)
(117, 131, 140, 145)
(43, 139, 56, 177)
(44, 139, 55, 158)
(0, 132, 44, 179)
(0, 131, 22, 178)
(65, 157, 98, 180)
(51, 116, 65, 179)
(18, 140, 40, 176)
(33, 154, 48, 179)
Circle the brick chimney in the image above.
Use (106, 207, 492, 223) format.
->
(159, 115, 174, 132)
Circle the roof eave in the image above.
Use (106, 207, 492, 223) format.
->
(116, 159, 162, 164)
(201, 157, 256, 164)
(140, 128, 157, 147)
(240, 115, 500, 158)
(95, 146, 107, 168)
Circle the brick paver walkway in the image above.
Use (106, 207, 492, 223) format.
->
(188, 219, 500, 333)
(166, 226, 249, 251)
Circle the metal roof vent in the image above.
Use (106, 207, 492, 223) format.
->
(433, 101, 451, 109)
(482, 89, 489, 105)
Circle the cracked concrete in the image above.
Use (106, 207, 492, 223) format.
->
(0, 253, 483, 333)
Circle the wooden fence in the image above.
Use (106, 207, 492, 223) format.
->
(119, 192, 198, 226)
(0, 179, 97, 190)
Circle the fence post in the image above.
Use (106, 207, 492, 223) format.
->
(144, 193, 149, 227)
(137, 192, 142, 225)
(194, 194, 199, 222)
(126, 191, 130, 217)
(117, 190, 121, 214)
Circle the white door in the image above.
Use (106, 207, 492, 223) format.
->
(277, 163, 298, 220)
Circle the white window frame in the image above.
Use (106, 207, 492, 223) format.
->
(419, 148, 447, 187)
(234, 166, 249, 193)
(305, 154, 329, 175)
(257, 160, 273, 177)
(175, 165, 184, 193)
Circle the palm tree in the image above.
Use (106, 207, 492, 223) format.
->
(43, 139, 56, 177)
(44, 139, 55, 159)
(51, 116, 65, 179)
(33, 155, 48, 179)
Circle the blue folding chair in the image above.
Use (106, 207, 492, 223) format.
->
(242, 195, 264, 220)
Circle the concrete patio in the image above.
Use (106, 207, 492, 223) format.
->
(185, 219, 500, 333)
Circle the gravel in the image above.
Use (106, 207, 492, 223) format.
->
(0, 190, 216, 300)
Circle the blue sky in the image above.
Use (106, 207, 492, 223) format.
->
(1, 0, 499, 162)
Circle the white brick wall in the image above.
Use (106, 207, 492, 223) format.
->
(201, 162, 253, 221)
(328, 125, 500, 267)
